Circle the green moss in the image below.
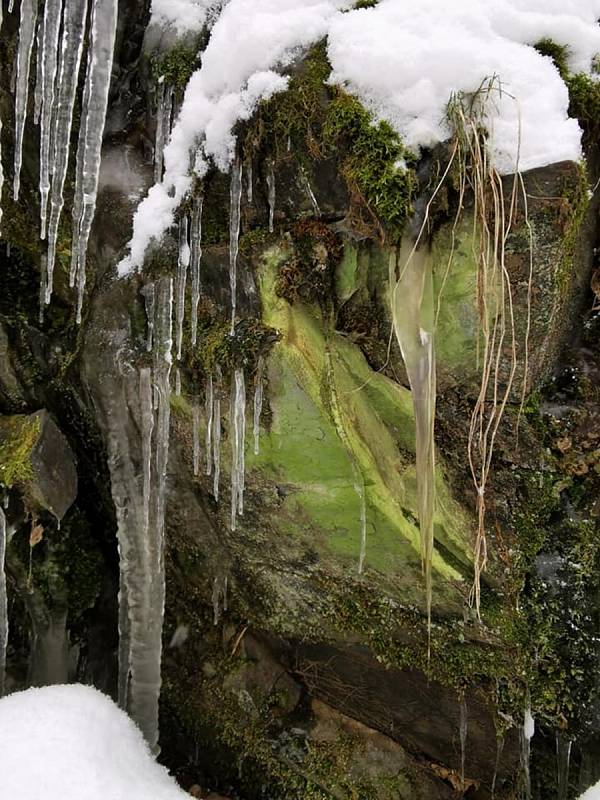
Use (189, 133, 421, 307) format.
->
(556, 160, 590, 291)
(323, 92, 416, 241)
(0, 414, 41, 489)
(151, 44, 198, 91)
(567, 72, 600, 128)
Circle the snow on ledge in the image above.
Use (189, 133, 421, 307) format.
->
(0, 684, 189, 800)
(118, 0, 600, 275)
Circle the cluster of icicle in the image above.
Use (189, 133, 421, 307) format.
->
(2, 0, 117, 323)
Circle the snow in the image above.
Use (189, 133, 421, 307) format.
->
(118, 0, 600, 274)
(0, 684, 188, 800)
(523, 706, 535, 739)
(149, 0, 217, 37)
(580, 780, 600, 799)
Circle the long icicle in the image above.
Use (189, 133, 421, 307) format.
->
(205, 375, 213, 476)
(213, 368, 222, 501)
(190, 195, 203, 347)
(70, 0, 118, 323)
(391, 240, 437, 641)
(230, 368, 246, 531)
(13, 0, 38, 201)
(38, 0, 63, 239)
(0, 507, 7, 697)
(229, 158, 243, 334)
(193, 402, 201, 477)
(45, 0, 88, 304)
(175, 216, 190, 361)
(253, 356, 264, 456)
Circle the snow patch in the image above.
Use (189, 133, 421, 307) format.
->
(0, 685, 188, 800)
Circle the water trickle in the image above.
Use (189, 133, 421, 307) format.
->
(556, 733, 572, 800)
(491, 734, 504, 798)
(70, 0, 118, 323)
(0, 507, 7, 697)
(459, 696, 468, 790)
(13, 0, 39, 201)
(391, 239, 436, 632)
(205, 375, 214, 476)
(175, 368, 181, 396)
(253, 356, 264, 456)
(45, 0, 88, 304)
(230, 369, 246, 531)
(176, 216, 190, 361)
(229, 158, 243, 334)
(266, 159, 276, 233)
(39, 254, 47, 325)
(190, 195, 203, 347)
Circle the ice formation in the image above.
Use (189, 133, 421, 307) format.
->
(38, 0, 62, 239)
(70, 0, 118, 323)
(45, 0, 88, 303)
(13, 0, 38, 201)
(190, 196, 203, 346)
(175, 216, 190, 361)
(230, 368, 246, 530)
(253, 356, 264, 456)
(110, 279, 173, 753)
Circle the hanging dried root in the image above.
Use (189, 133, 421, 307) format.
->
(446, 78, 531, 616)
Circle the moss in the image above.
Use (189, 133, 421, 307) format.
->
(186, 308, 280, 380)
(275, 219, 343, 308)
(0, 414, 41, 489)
(151, 44, 198, 91)
(353, 0, 379, 8)
(323, 91, 416, 241)
(567, 72, 600, 129)
(556, 160, 590, 291)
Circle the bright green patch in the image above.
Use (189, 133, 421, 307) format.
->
(151, 44, 198, 90)
(0, 414, 41, 488)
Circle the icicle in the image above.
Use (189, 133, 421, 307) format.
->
(13, 0, 39, 201)
(142, 283, 155, 352)
(229, 158, 243, 334)
(212, 576, 229, 626)
(556, 733, 572, 800)
(45, 0, 88, 304)
(175, 368, 181, 396)
(175, 216, 190, 361)
(39, 254, 47, 325)
(70, 0, 118, 323)
(154, 82, 173, 183)
(521, 704, 534, 800)
(230, 369, 246, 531)
(8, 1, 14, 12)
(0, 507, 7, 697)
(266, 159, 276, 233)
(140, 368, 154, 582)
(253, 356, 264, 456)
(301, 168, 321, 217)
(246, 161, 253, 204)
(205, 375, 213, 476)
(491, 734, 504, 799)
(190, 196, 203, 347)
(459, 696, 468, 791)
(391, 240, 437, 636)
(212, 370, 222, 501)
(193, 403, 201, 477)
(34, 20, 42, 125)
(38, 0, 63, 240)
